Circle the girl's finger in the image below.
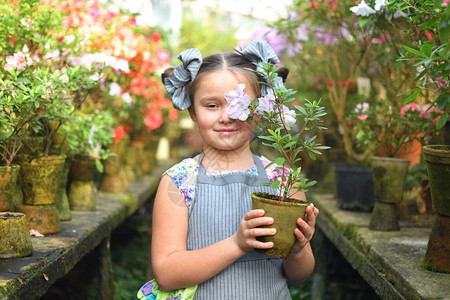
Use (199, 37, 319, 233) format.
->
(297, 218, 314, 239)
(248, 227, 276, 238)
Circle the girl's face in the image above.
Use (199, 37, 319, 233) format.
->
(189, 70, 257, 153)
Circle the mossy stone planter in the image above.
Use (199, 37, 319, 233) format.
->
(0, 212, 33, 258)
(68, 156, 97, 211)
(369, 156, 410, 231)
(55, 158, 72, 221)
(16, 155, 66, 205)
(251, 193, 308, 258)
(0, 165, 20, 212)
(422, 145, 450, 273)
(15, 204, 61, 234)
(99, 140, 129, 193)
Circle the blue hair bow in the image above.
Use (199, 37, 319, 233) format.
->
(241, 39, 285, 96)
(164, 48, 203, 110)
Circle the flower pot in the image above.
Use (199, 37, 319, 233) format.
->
(333, 163, 374, 212)
(251, 192, 308, 258)
(123, 142, 142, 182)
(15, 204, 61, 234)
(69, 155, 98, 182)
(16, 155, 66, 205)
(369, 156, 410, 231)
(68, 156, 97, 211)
(0, 212, 33, 258)
(55, 158, 72, 221)
(0, 165, 20, 212)
(141, 135, 160, 174)
(422, 145, 450, 273)
(99, 137, 129, 193)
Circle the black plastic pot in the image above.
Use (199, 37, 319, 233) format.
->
(333, 163, 374, 212)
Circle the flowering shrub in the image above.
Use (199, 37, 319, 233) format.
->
(350, 0, 449, 129)
(0, 0, 102, 158)
(271, 0, 431, 163)
(225, 63, 329, 201)
(62, 110, 115, 172)
(58, 0, 173, 139)
(349, 99, 441, 157)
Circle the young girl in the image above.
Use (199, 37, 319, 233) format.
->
(140, 40, 319, 300)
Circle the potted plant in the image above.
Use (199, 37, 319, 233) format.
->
(349, 98, 440, 231)
(63, 110, 115, 211)
(225, 61, 329, 257)
(0, 46, 48, 212)
(272, 0, 424, 211)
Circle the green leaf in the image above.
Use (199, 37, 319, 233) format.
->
(421, 44, 432, 58)
(271, 180, 281, 189)
(95, 159, 104, 173)
(275, 157, 285, 165)
(436, 113, 448, 130)
(308, 151, 316, 160)
(34, 101, 40, 108)
(403, 45, 423, 56)
(404, 89, 421, 104)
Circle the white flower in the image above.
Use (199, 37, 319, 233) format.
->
(374, 0, 386, 11)
(109, 82, 121, 96)
(114, 59, 130, 73)
(65, 35, 75, 44)
(350, 0, 376, 16)
(393, 10, 408, 18)
(122, 92, 132, 105)
(224, 83, 251, 121)
(60, 74, 69, 83)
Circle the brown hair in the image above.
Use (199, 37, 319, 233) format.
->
(162, 50, 289, 105)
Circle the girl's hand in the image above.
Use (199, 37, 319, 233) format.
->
(233, 209, 276, 254)
(290, 203, 319, 255)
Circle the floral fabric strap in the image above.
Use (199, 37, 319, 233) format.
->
(137, 279, 198, 300)
(164, 48, 203, 110)
(240, 39, 285, 96)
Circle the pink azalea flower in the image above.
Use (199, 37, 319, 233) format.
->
(357, 114, 368, 121)
(224, 83, 251, 121)
(109, 82, 121, 96)
(256, 93, 297, 128)
(121, 92, 132, 105)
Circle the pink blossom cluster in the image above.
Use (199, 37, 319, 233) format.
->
(437, 78, 448, 88)
(224, 84, 296, 128)
(354, 102, 369, 121)
(4, 45, 33, 71)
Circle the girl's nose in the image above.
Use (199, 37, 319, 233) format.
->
(219, 108, 231, 123)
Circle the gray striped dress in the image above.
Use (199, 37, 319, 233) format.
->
(186, 153, 292, 299)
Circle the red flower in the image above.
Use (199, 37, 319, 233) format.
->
(151, 33, 161, 42)
(169, 108, 178, 120)
(114, 126, 125, 144)
(144, 111, 163, 131)
(327, 80, 333, 86)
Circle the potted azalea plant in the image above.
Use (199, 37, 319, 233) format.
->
(226, 61, 329, 257)
(0, 46, 48, 212)
(63, 110, 115, 211)
(349, 98, 440, 231)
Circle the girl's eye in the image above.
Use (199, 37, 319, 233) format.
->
(207, 104, 218, 109)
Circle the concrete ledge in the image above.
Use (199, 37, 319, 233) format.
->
(311, 193, 449, 300)
(0, 165, 164, 300)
